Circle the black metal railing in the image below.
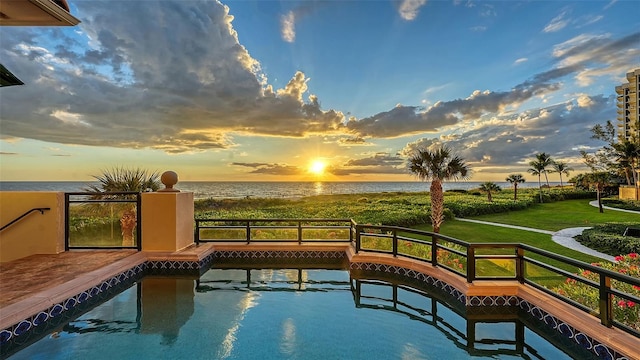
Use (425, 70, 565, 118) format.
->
(65, 192, 142, 251)
(0, 207, 50, 232)
(353, 222, 640, 338)
(195, 218, 639, 338)
(195, 218, 354, 244)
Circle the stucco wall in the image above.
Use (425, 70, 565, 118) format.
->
(0, 192, 65, 262)
(619, 186, 639, 200)
(141, 192, 194, 252)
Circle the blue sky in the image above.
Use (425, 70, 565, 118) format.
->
(0, 0, 638, 182)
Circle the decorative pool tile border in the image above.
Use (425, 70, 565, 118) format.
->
(0, 263, 146, 356)
(350, 261, 629, 360)
(1, 253, 631, 360)
(213, 250, 346, 260)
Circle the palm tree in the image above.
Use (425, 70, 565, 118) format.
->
(408, 145, 470, 233)
(479, 182, 501, 202)
(535, 152, 553, 187)
(551, 161, 573, 187)
(528, 161, 545, 203)
(585, 172, 611, 213)
(505, 174, 525, 201)
(85, 167, 161, 246)
(612, 140, 640, 186)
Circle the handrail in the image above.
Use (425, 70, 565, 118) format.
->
(0, 207, 50, 232)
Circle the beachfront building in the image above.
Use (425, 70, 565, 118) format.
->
(616, 68, 640, 142)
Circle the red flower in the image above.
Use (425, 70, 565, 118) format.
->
(629, 253, 638, 259)
(618, 300, 627, 308)
(633, 285, 640, 291)
(615, 256, 624, 262)
(627, 301, 636, 308)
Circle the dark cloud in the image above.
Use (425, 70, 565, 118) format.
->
(329, 152, 406, 176)
(231, 162, 300, 175)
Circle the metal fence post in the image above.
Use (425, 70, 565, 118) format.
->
(466, 245, 475, 283)
(392, 229, 398, 257)
(516, 247, 525, 284)
(246, 221, 251, 244)
(355, 225, 361, 253)
(136, 193, 142, 251)
(431, 235, 438, 267)
(298, 221, 303, 244)
(64, 193, 70, 251)
(194, 220, 200, 245)
(599, 274, 613, 327)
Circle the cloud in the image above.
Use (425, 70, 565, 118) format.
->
(543, 10, 570, 33)
(279, 2, 320, 42)
(346, 80, 560, 138)
(397, 0, 428, 21)
(514, 58, 528, 64)
(231, 162, 300, 175)
(329, 152, 406, 176)
(281, 11, 296, 42)
(399, 94, 613, 175)
(0, 1, 345, 153)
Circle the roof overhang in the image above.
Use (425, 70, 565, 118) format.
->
(0, 0, 80, 26)
(0, 63, 25, 87)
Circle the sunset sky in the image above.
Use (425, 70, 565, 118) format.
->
(1, 0, 638, 182)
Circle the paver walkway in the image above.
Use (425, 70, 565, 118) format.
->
(457, 200, 640, 262)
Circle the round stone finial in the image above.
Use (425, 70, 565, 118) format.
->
(158, 171, 180, 192)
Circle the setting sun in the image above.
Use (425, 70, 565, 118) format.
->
(309, 159, 327, 175)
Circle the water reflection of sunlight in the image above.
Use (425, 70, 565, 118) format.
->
(401, 342, 425, 359)
(217, 292, 259, 359)
(314, 181, 323, 195)
(279, 318, 297, 355)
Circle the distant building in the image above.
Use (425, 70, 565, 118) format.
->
(616, 68, 640, 142)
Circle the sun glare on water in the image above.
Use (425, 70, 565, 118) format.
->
(309, 159, 326, 176)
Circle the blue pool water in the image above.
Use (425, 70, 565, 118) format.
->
(7, 269, 594, 359)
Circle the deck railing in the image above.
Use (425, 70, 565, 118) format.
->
(195, 218, 355, 244)
(65, 192, 142, 250)
(196, 218, 640, 338)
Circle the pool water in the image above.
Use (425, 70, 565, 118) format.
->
(7, 268, 595, 359)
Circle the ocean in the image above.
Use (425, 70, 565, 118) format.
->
(0, 181, 552, 200)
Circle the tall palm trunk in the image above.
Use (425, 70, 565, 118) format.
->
(513, 184, 518, 201)
(537, 174, 542, 203)
(430, 180, 444, 233)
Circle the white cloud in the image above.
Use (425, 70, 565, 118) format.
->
(398, 0, 428, 21)
(514, 58, 528, 64)
(281, 11, 296, 43)
(543, 11, 570, 33)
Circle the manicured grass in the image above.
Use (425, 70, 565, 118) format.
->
(436, 220, 604, 267)
(463, 199, 639, 231)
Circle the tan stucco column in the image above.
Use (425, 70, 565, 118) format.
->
(141, 191, 194, 252)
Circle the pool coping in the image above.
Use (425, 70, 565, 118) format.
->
(1, 244, 638, 360)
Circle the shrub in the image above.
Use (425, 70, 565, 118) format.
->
(578, 223, 640, 256)
(553, 253, 640, 331)
(602, 199, 640, 212)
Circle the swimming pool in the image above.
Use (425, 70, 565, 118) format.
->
(5, 268, 597, 359)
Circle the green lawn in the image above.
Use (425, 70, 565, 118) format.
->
(460, 199, 639, 231)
